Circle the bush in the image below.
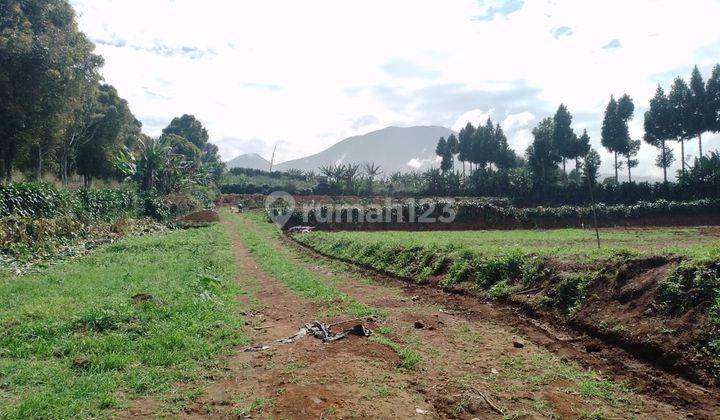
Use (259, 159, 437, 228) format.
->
(0, 183, 139, 220)
(658, 260, 720, 319)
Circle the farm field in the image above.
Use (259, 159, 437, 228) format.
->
(297, 226, 720, 261)
(2, 210, 717, 418)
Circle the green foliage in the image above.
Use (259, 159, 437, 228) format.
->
(284, 197, 720, 231)
(162, 114, 209, 149)
(0, 224, 246, 418)
(0, 0, 103, 181)
(657, 260, 720, 321)
(0, 183, 138, 219)
(233, 213, 378, 317)
(545, 272, 601, 316)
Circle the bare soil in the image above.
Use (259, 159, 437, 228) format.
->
(122, 213, 719, 418)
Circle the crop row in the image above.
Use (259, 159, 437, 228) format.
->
(277, 198, 720, 228)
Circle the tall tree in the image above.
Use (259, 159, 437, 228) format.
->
(362, 162, 382, 194)
(162, 115, 209, 149)
(472, 118, 497, 171)
(601, 96, 620, 182)
(706, 64, 720, 137)
(76, 84, 135, 186)
(435, 136, 452, 172)
(601, 94, 634, 182)
(0, 0, 103, 182)
(644, 85, 673, 183)
(446, 134, 459, 171)
(688, 66, 708, 157)
(625, 139, 641, 182)
(668, 77, 692, 173)
(493, 123, 516, 169)
(552, 104, 575, 176)
(583, 148, 602, 186)
(457, 122, 475, 176)
(573, 129, 591, 170)
(527, 117, 560, 200)
(655, 146, 675, 176)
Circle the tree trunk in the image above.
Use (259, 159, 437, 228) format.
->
(699, 133, 703, 158)
(661, 140, 668, 184)
(614, 152, 618, 183)
(562, 158, 566, 176)
(61, 142, 69, 186)
(680, 138, 685, 172)
(37, 145, 43, 180)
(0, 146, 5, 185)
(627, 156, 632, 183)
(462, 161, 465, 177)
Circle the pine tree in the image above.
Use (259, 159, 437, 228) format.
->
(643, 85, 672, 183)
(552, 104, 575, 177)
(527, 117, 560, 200)
(688, 66, 707, 156)
(601, 95, 634, 182)
(494, 123, 515, 169)
(583, 148, 602, 185)
(574, 129, 591, 170)
(435, 136, 449, 172)
(706, 64, 720, 135)
(655, 146, 675, 175)
(625, 139, 641, 182)
(446, 134, 459, 171)
(457, 122, 475, 176)
(668, 77, 691, 173)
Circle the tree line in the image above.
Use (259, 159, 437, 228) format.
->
(434, 64, 720, 199)
(0, 0, 223, 192)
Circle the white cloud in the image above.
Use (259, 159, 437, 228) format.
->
(70, 0, 720, 177)
(452, 109, 495, 132)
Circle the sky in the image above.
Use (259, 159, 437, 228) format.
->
(70, 0, 720, 179)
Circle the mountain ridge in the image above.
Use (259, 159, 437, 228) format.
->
(226, 126, 454, 173)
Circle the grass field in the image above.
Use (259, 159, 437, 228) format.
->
(0, 225, 247, 418)
(299, 227, 720, 261)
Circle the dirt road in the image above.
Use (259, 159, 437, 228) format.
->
(134, 212, 715, 418)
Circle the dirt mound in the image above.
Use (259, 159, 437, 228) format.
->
(177, 210, 219, 223)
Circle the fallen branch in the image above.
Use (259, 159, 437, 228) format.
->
(474, 390, 503, 415)
(253, 325, 274, 331)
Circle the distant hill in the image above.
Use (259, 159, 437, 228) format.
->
(274, 126, 453, 173)
(226, 153, 271, 170)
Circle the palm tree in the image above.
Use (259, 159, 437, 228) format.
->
(319, 164, 338, 183)
(363, 162, 382, 194)
(341, 163, 360, 191)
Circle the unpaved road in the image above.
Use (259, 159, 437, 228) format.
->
(126, 212, 717, 418)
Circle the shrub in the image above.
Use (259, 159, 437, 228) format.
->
(545, 271, 601, 316)
(657, 260, 720, 318)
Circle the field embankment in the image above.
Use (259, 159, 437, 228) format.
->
(247, 196, 720, 230)
(291, 227, 720, 388)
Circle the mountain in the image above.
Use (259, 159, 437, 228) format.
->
(274, 126, 453, 173)
(226, 153, 271, 170)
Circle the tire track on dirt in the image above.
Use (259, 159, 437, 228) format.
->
(235, 218, 701, 419)
(180, 212, 435, 418)
(286, 232, 720, 419)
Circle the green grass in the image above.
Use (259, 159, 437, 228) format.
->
(229, 212, 379, 318)
(231, 211, 424, 368)
(0, 224, 247, 418)
(298, 227, 720, 261)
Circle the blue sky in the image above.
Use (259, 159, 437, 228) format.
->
(70, 0, 720, 178)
